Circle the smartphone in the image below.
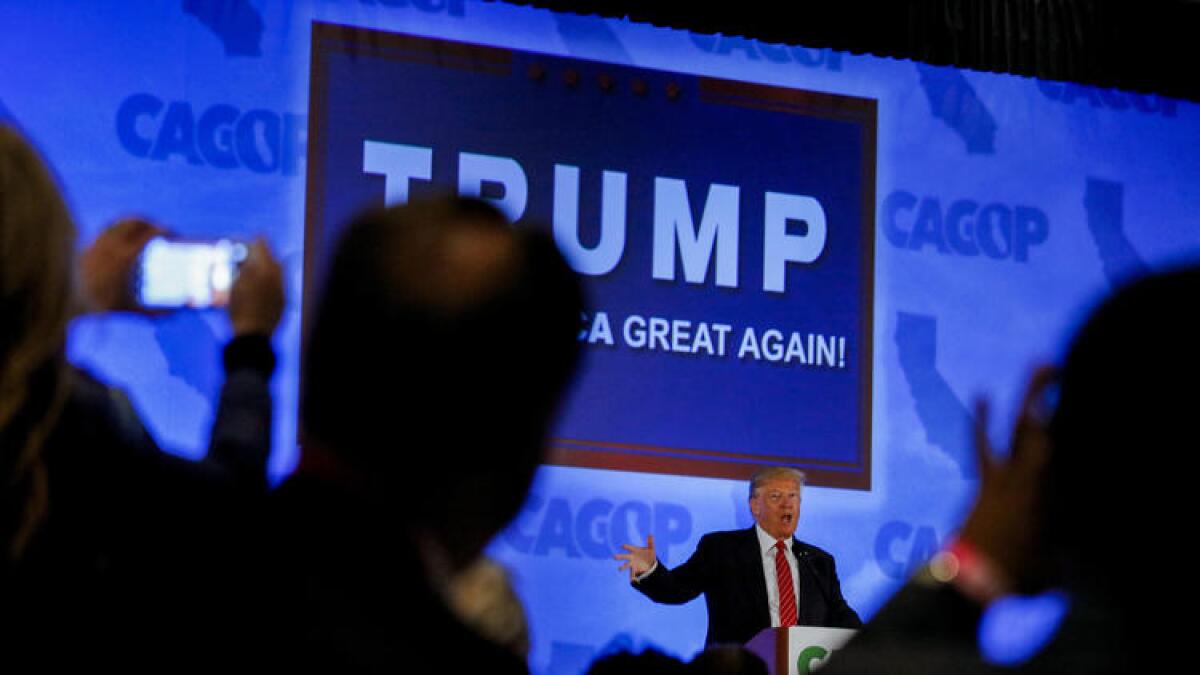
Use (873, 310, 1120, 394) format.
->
(136, 236, 249, 309)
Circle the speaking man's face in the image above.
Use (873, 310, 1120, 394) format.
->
(750, 478, 802, 541)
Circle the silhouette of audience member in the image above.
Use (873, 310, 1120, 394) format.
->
(587, 644, 766, 675)
(0, 125, 284, 666)
(259, 196, 583, 671)
(587, 648, 688, 675)
(824, 266, 1200, 673)
(687, 645, 768, 675)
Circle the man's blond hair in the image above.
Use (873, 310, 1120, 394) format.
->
(748, 467, 806, 499)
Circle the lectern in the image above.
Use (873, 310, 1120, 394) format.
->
(745, 626, 856, 675)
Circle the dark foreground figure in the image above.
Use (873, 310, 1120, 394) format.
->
(825, 267, 1200, 674)
(0, 125, 283, 669)
(256, 197, 583, 671)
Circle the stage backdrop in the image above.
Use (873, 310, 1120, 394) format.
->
(2, 2, 1196, 672)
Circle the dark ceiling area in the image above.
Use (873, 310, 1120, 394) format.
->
(493, 0, 1200, 102)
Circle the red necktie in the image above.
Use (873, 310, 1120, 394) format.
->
(775, 540, 797, 627)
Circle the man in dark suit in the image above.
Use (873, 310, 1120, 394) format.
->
(616, 467, 861, 645)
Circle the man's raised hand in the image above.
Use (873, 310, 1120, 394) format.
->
(615, 535, 656, 581)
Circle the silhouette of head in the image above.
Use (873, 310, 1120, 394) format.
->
(302, 196, 584, 570)
(1048, 266, 1200, 596)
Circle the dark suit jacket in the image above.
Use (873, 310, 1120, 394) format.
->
(633, 527, 862, 645)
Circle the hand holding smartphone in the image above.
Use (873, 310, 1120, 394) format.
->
(80, 220, 283, 335)
(135, 237, 250, 310)
(227, 239, 285, 337)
